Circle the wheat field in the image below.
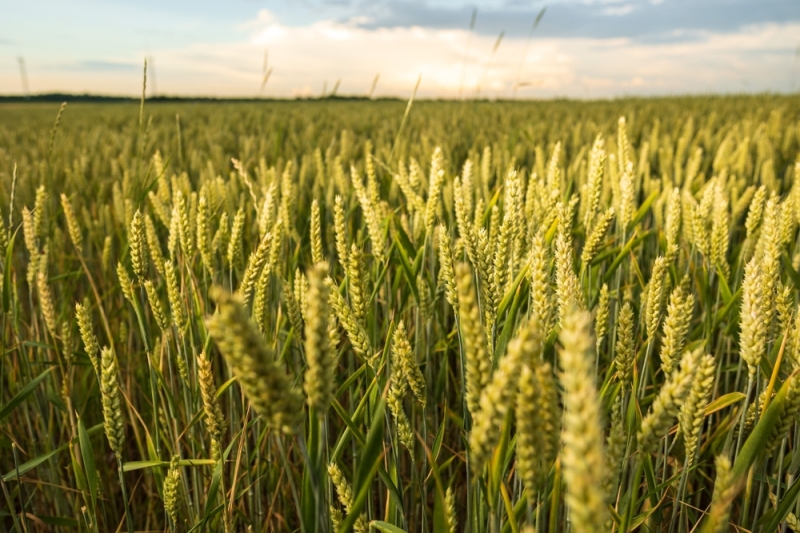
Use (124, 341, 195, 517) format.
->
(1, 95, 800, 532)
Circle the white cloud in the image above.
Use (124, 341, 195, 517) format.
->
(2, 9, 797, 98)
(602, 4, 638, 16)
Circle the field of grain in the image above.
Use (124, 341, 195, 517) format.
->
(1, 96, 800, 532)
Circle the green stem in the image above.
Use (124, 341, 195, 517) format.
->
(117, 457, 134, 533)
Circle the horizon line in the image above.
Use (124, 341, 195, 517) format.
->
(1, 91, 799, 104)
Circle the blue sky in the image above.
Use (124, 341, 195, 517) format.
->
(1, 0, 799, 98)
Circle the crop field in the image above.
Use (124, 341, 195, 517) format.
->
(2, 95, 800, 532)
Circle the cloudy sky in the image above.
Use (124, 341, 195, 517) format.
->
(1, 0, 798, 99)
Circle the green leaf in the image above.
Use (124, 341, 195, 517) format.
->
(733, 374, 793, 480)
(499, 492, 528, 533)
(627, 189, 659, 231)
(544, 216, 558, 245)
(22, 341, 55, 350)
(411, 246, 425, 279)
(331, 379, 377, 462)
(376, 468, 406, 523)
(301, 411, 322, 533)
(368, 241, 395, 306)
(145, 420, 164, 490)
(629, 505, 661, 531)
(279, 326, 295, 363)
(482, 188, 502, 227)
(604, 230, 651, 282)
(392, 236, 419, 302)
(392, 216, 417, 259)
(341, 458, 381, 533)
(332, 399, 367, 446)
(189, 504, 224, 533)
(196, 458, 224, 530)
(0, 367, 53, 421)
(431, 479, 448, 533)
(355, 398, 386, 494)
(762, 474, 800, 531)
(710, 286, 742, 331)
(333, 389, 405, 520)
(494, 280, 527, 364)
(639, 453, 660, 512)
(339, 399, 385, 533)
(70, 446, 88, 501)
(336, 364, 367, 398)
(716, 265, 732, 303)
(370, 521, 407, 533)
(432, 416, 446, 461)
(417, 420, 449, 533)
(783, 253, 800, 289)
(2, 423, 103, 482)
(590, 244, 620, 266)
(489, 411, 513, 510)
(77, 415, 99, 512)
(496, 264, 529, 319)
(704, 392, 746, 416)
(122, 459, 215, 472)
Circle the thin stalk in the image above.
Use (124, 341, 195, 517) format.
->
(274, 434, 304, 533)
(117, 457, 135, 533)
(734, 375, 755, 459)
(12, 443, 28, 533)
(1, 479, 24, 533)
(637, 336, 656, 398)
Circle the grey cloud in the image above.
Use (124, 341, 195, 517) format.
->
(319, 0, 800, 43)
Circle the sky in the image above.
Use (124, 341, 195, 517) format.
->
(0, 0, 799, 99)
